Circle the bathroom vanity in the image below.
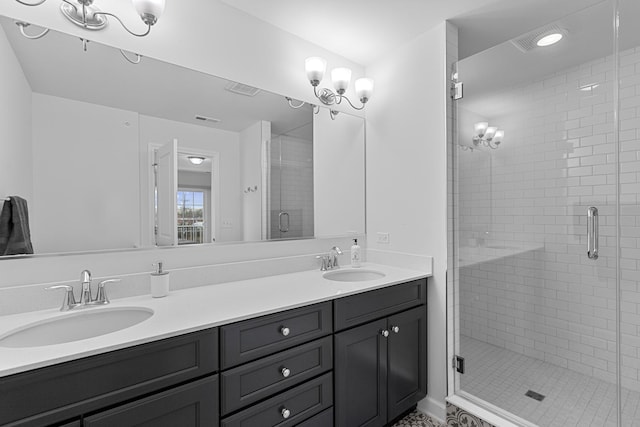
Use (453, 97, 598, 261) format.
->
(0, 266, 428, 427)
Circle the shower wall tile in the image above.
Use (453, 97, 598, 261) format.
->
(458, 44, 640, 392)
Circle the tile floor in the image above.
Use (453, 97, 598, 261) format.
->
(393, 410, 445, 427)
(459, 335, 640, 426)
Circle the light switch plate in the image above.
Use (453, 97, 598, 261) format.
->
(377, 232, 390, 244)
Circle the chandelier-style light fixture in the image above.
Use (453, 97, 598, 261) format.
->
(472, 122, 504, 149)
(14, 0, 165, 38)
(304, 56, 374, 117)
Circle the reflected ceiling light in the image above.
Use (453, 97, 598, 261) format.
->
(536, 32, 563, 47)
(579, 83, 599, 92)
(187, 156, 205, 165)
(304, 56, 374, 119)
(14, 0, 165, 38)
(472, 122, 504, 149)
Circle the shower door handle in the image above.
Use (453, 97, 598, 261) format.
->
(279, 211, 290, 233)
(587, 207, 599, 260)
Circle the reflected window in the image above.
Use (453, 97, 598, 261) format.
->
(176, 189, 205, 245)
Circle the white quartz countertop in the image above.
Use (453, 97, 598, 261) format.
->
(0, 262, 429, 377)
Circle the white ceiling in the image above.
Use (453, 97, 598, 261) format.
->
(219, 0, 609, 66)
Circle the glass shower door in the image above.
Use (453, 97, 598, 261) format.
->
(451, 1, 622, 425)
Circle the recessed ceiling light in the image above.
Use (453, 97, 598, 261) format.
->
(536, 33, 563, 47)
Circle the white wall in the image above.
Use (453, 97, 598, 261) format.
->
(31, 93, 140, 253)
(0, 24, 32, 205)
(240, 121, 268, 241)
(313, 111, 365, 237)
(366, 23, 449, 418)
(139, 115, 241, 243)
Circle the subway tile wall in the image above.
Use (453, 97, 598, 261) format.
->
(458, 46, 640, 392)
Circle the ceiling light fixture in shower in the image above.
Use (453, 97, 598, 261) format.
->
(473, 122, 504, 149)
(536, 32, 563, 47)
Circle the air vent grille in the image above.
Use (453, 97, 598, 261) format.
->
(510, 24, 566, 52)
(225, 82, 261, 97)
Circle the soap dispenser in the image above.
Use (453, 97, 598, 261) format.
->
(350, 239, 361, 268)
(150, 261, 169, 298)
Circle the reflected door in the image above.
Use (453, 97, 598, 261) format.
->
(155, 139, 178, 247)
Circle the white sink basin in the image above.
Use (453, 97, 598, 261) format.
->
(323, 269, 386, 282)
(0, 307, 154, 348)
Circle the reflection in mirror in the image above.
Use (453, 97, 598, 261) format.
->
(0, 15, 365, 258)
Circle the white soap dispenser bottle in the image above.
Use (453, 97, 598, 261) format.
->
(150, 261, 170, 298)
(350, 239, 361, 268)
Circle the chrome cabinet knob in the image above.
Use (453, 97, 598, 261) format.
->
(380, 329, 390, 337)
(280, 326, 290, 336)
(391, 326, 400, 333)
(281, 367, 291, 378)
(281, 408, 291, 419)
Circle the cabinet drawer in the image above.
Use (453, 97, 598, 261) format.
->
(0, 328, 218, 426)
(296, 407, 333, 427)
(334, 279, 426, 331)
(221, 372, 333, 427)
(221, 336, 332, 415)
(84, 375, 219, 427)
(220, 302, 332, 369)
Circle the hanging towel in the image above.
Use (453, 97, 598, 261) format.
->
(0, 196, 34, 256)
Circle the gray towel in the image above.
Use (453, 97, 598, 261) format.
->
(0, 196, 34, 256)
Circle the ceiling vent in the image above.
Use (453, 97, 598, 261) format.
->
(195, 115, 221, 123)
(225, 81, 261, 97)
(510, 24, 566, 52)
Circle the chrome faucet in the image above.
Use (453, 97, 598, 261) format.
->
(46, 270, 121, 311)
(328, 246, 343, 269)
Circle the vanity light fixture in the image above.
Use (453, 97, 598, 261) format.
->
(187, 156, 205, 166)
(14, 0, 165, 38)
(472, 122, 504, 149)
(304, 56, 374, 118)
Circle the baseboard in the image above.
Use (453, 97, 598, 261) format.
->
(417, 396, 446, 423)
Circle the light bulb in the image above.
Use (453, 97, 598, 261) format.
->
(474, 122, 488, 137)
(331, 68, 352, 95)
(355, 78, 374, 103)
(305, 57, 326, 86)
(132, 0, 166, 25)
(484, 126, 498, 140)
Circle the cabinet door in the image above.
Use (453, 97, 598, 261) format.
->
(387, 306, 427, 420)
(83, 376, 218, 427)
(334, 318, 387, 427)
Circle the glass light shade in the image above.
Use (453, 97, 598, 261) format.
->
(474, 122, 488, 137)
(305, 57, 327, 85)
(484, 126, 498, 140)
(536, 33, 563, 47)
(493, 129, 504, 141)
(331, 67, 352, 94)
(355, 78, 374, 102)
(188, 156, 205, 165)
(132, 0, 166, 22)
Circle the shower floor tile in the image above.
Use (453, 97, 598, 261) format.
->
(460, 336, 640, 426)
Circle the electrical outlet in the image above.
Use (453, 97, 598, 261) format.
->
(377, 232, 390, 244)
(222, 220, 233, 229)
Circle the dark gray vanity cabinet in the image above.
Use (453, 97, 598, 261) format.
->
(334, 279, 427, 427)
(219, 302, 334, 426)
(0, 328, 219, 427)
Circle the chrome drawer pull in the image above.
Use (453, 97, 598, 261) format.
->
(281, 408, 291, 419)
(391, 326, 400, 333)
(380, 329, 389, 337)
(281, 367, 291, 378)
(280, 326, 290, 336)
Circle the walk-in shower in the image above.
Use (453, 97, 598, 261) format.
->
(450, 1, 640, 425)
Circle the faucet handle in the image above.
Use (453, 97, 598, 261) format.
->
(316, 255, 329, 271)
(46, 285, 77, 311)
(94, 279, 122, 305)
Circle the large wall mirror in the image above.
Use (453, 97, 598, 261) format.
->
(0, 15, 365, 257)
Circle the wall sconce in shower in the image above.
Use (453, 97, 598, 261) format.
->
(14, 0, 165, 38)
(473, 122, 504, 149)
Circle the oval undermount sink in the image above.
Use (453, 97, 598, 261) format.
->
(323, 269, 386, 282)
(0, 306, 154, 348)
